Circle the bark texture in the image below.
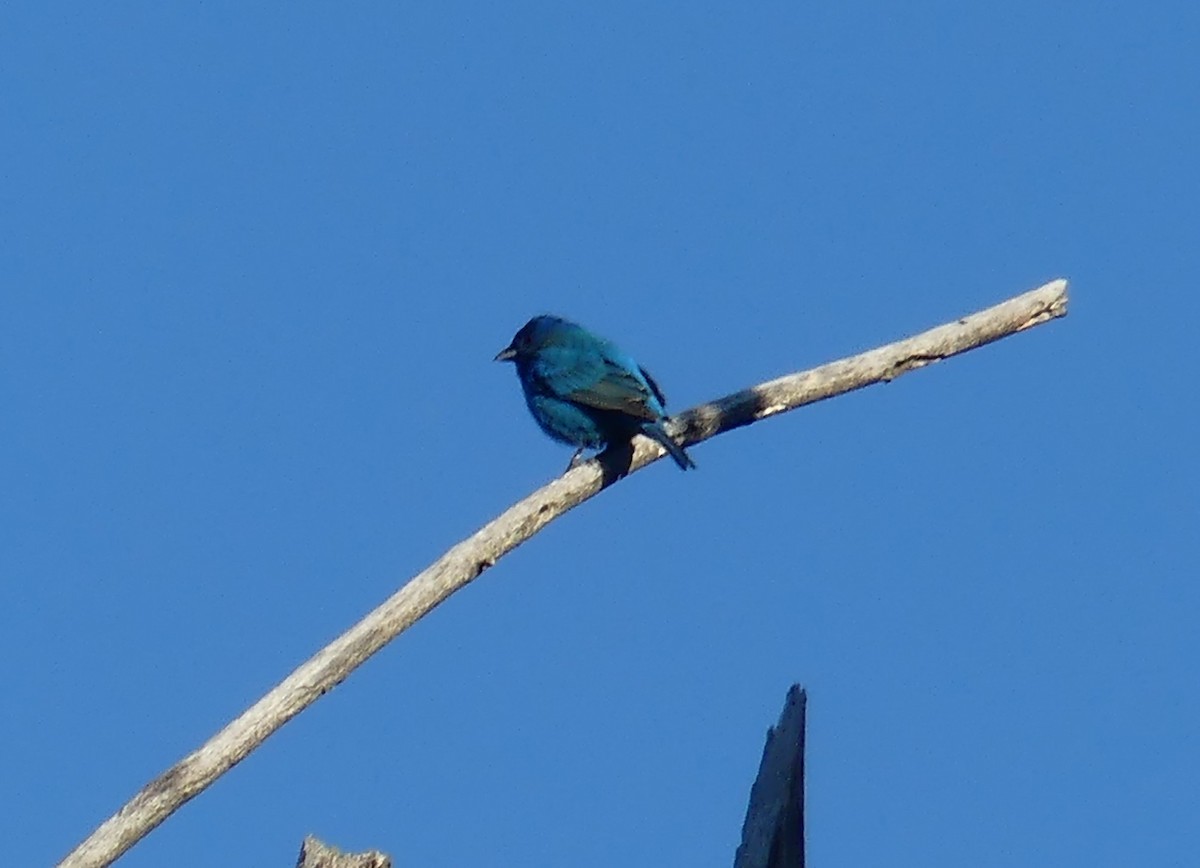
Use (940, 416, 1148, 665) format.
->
(295, 835, 390, 868)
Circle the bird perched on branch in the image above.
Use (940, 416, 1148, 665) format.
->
(495, 315, 696, 471)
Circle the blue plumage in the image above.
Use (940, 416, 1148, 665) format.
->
(495, 316, 696, 471)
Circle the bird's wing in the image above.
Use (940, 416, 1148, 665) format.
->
(565, 360, 660, 421)
(638, 365, 668, 408)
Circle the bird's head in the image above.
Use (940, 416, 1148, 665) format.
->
(494, 315, 574, 362)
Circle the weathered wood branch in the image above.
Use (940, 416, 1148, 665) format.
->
(295, 835, 390, 868)
(735, 686, 807, 868)
(58, 279, 1068, 868)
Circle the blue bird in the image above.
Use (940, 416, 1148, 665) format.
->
(495, 315, 696, 471)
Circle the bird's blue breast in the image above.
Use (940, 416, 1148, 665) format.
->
(522, 390, 608, 448)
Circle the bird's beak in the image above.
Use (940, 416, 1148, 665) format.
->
(494, 345, 517, 362)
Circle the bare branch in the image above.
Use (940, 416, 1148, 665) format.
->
(295, 835, 390, 868)
(58, 279, 1068, 868)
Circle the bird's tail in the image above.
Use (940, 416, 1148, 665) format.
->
(642, 422, 696, 471)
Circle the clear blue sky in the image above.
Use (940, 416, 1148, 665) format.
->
(3, 3, 1196, 866)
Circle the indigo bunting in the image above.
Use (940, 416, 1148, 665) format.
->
(495, 315, 696, 471)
